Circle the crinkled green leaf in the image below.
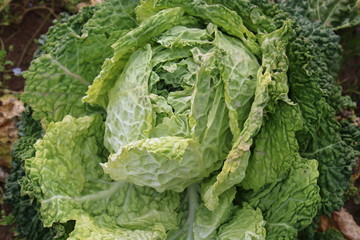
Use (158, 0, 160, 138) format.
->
(4, 109, 61, 240)
(144, 0, 261, 55)
(104, 45, 153, 153)
(166, 185, 237, 240)
(157, 26, 211, 48)
(203, 21, 294, 210)
(245, 158, 320, 240)
(206, 0, 278, 33)
(217, 203, 266, 240)
(281, 13, 355, 112)
(83, 7, 187, 108)
(22, 54, 92, 122)
(242, 103, 303, 191)
(103, 137, 203, 192)
(193, 187, 236, 240)
(340, 118, 360, 153)
(150, 115, 191, 138)
(68, 215, 167, 240)
(287, 19, 355, 215)
(22, 115, 179, 239)
(212, 26, 259, 138)
(277, 0, 360, 30)
(313, 228, 345, 240)
(22, 1, 139, 122)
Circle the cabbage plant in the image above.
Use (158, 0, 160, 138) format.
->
(8, 0, 359, 239)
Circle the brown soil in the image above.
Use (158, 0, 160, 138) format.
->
(0, 0, 68, 92)
(337, 27, 360, 114)
(0, 202, 14, 240)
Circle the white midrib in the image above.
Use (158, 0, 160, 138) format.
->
(322, 0, 342, 27)
(301, 143, 338, 157)
(267, 222, 293, 229)
(50, 55, 90, 86)
(186, 185, 199, 240)
(42, 182, 124, 203)
(167, 184, 199, 240)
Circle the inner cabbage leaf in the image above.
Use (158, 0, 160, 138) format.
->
(101, 22, 260, 193)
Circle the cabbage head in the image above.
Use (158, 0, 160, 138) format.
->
(17, 0, 358, 239)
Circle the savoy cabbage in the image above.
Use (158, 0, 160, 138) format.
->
(5, 0, 360, 239)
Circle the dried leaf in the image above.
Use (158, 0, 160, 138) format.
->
(333, 208, 360, 240)
(77, 0, 104, 9)
(90, 0, 104, 5)
(318, 208, 360, 239)
(318, 214, 337, 232)
(0, 94, 24, 168)
(0, 168, 9, 183)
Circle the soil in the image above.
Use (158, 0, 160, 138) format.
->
(0, 203, 14, 240)
(0, 0, 67, 92)
(337, 27, 360, 114)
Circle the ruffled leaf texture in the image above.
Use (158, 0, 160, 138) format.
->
(22, 0, 140, 122)
(277, 4, 356, 112)
(243, 157, 320, 239)
(16, 0, 359, 239)
(283, 9, 356, 217)
(22, 115, 180, 239)
(166, 185, 266, 240)
(278, 3, 357, 238)
(4, 109, 64, 239)
(277, 0, 360, 30)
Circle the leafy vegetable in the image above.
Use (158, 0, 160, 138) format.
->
(4, 108, 71, 240)
(277, 0, 360, 30)
(279, 0, 357, 217)
(8, 0, 358, 239)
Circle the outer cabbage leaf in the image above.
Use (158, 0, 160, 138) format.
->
(313, 228, 345, 240)
(68, 215, 167, 240)
(270, 1, 358, 237)
(287, 19, 355, 216)
(217, 203, 266, 240)
(4, 109, 62, 239)
(245, 158, 320, 240)
(280, 11, 355, 112)
(242, 103, 303, 191)
(340, 118, 360, 153)
(22, 0, 139, 122)
(277, 0, 360, 30)
(22, 115, 179, 239)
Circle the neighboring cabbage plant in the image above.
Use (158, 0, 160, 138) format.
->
(7, 0, 358, 239)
